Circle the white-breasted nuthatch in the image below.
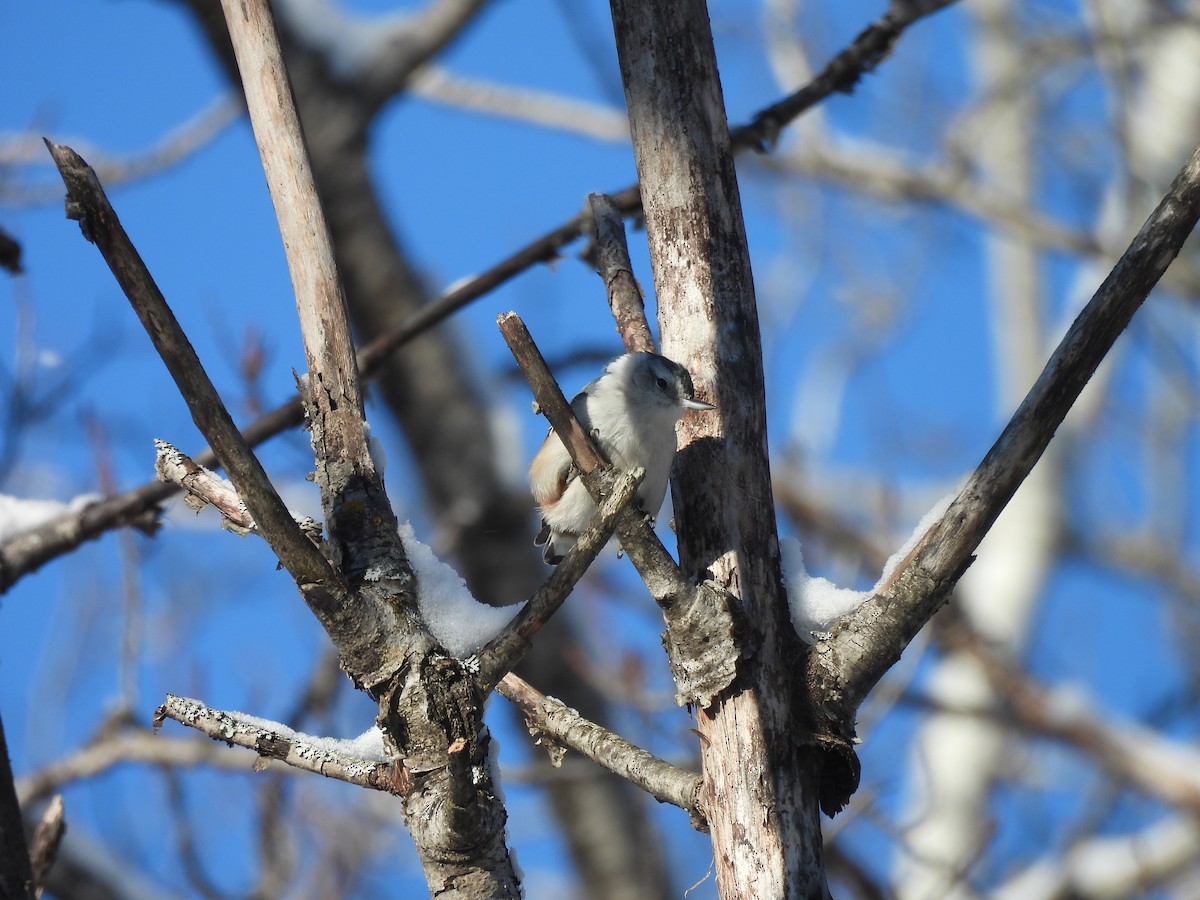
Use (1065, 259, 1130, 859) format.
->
(529, 351, 715, 565)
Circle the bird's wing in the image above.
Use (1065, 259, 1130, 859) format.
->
(529, 387, 595, 507)
(529, 430, 572, 507)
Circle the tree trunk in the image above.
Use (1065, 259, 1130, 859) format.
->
(608, 1, 829, 896)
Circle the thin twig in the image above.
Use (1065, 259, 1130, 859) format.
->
(154, 439, 322, 542)
(17, 728, 325, 806)
(472, 466, 645, 689)
(732, 0, 962, 152)
(1, 96, 241, 208)
(585, 193, 655, 353)
(43, 141, 348, 609)
(27, 795, 65, 891)
(496, 673, 704, 823)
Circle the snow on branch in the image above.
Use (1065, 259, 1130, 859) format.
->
(0, 493, 101, 544)
(153, 695, 402, 794)
(783, 491, 955, 641)
(158, 440, 517, 659)
(397, 522, 519, 659)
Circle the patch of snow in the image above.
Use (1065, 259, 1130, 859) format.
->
(0, 492, 101, 543)
(227, 712, 390, 763)
(876, 489, 957, 587)
(783, 488, 958, 642)
(399, 521, 523, 658)
(780, 538, 868, 642)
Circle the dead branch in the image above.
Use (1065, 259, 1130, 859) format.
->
(154, 439, 322, 541)
(497, 674, 704, 822)
(472, 465, 644, 690)
(733, 0, 963, 152)
(816, 141, 1200, 721)
(584, 193, 656, 353)
(41, 141, 414, 684)
(153, 695, 399, 794)
(27, 796, 65, 890)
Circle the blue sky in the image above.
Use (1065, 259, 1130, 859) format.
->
(4, 0, 1198, 896)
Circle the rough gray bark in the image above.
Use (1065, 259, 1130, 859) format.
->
(213, 4, 520, 893)
(172, 2, 676, 896)
(608, 0, 830, 895)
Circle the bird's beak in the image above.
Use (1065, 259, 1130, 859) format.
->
(682, 397, 716, 411)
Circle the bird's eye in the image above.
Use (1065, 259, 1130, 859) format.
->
(656, 377, 669, 391)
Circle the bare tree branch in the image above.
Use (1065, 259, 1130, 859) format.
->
(153, 695, 400, 794)
(764, 142, 1104, 258)
(496, 674, 704, 821)
(43, 142, 337, 595)
(0, 96, 241, 207)
(409, 66, 629, 141)
(951, 628, 1200, 816)
(215, 4, 520, 894)
(16, 730, 246, 806)
(584, 193, 655, 354)
(818, 141, 1200, 721)
(27, 795, 64, 890)
(41, 142, 417, 686)
(473, 465, 644, 690)
(154, 439, 322, 541)
(357, 0, 489, 101)
(0, 208, 581, 593)
(993, 815, 1200, 899)
(217, 0, 385, 522)
(608, 0, 875, 888)
(732, 0, 962, 152)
